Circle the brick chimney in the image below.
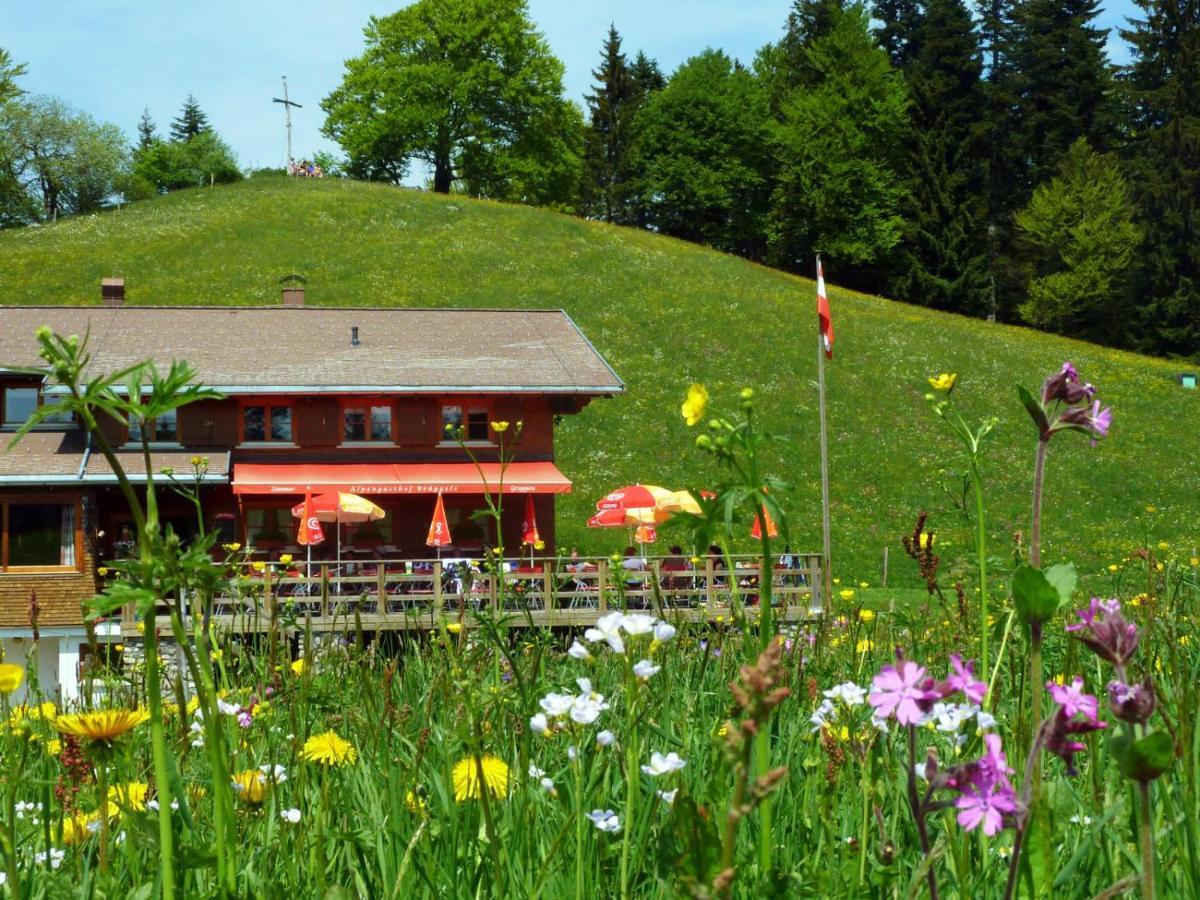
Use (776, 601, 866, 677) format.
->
(281, 286, 305, 307)
(101, 277, 125, 307)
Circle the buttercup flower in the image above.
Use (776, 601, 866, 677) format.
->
(928, 373, 958, 392)
(681, 383, 709, 426)
(452, 754, 510, 802)
(279, 553, 293, 565)
(300, 730, 358, 767)
(0, 663, 25, 694)
(231, 770, 269, 805)
(490, 420, 509, 433)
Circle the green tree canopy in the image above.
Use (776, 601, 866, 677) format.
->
(632, 49, 773, 257)
(321, 0, 581, 207)
(1015, 139, 1142, 342)
(131, 130, 241, 195)
(766, 2, 909, 276)
(169, 94, 210, 142)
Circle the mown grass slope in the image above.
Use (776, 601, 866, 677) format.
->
(1, 175, 1196, 585)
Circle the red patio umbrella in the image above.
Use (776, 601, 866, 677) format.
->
(521, 495, 541, 566)
(596, 484, 675, 512)
(751, 506, 779, 540)
(426, 492, 452, 552)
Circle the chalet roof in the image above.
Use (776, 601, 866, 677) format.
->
(0, 431, 229, 486)
(0, 307, 624, 395)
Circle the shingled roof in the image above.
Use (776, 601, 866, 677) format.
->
(0, 307, 624, 395)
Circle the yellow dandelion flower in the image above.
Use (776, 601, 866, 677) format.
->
(0, 663, 25, 695)
(46, 739, 61, 757)
(186, 784, 207, 807)
(231, 770, 269, 805)
(290, 658, 307, 676)
(1157, 541, 1170, 551)
(1178, 635, 1191, 647)
(681, 383, 709, 426)
(60, 812, 97, 846)
(300, 730, 357, 767)
(1107, 564, 1120, 573)
(856, 639, 875, 654)
(54, 708, 149, 745)
(928, 373, 957, 392)
(858, 609, 875, 623)
(107, 781, 149, 815)
(1130, 595, 1142, 607)
(490, 420, 510, 433)
(839, 589, 855, 601)
(452, 754, 510, 802)
(186, 695, 200, 716)
(1155, 562, 1164, 572)
(406, 790, 427, 814)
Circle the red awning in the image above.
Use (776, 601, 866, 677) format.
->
(232, 462, 572, 496)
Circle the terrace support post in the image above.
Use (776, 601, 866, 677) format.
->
(434, 562, 444, 616)
(598, 560, 608, 612)
(543, 562, 554, 621)
(651, 560, 663, 615)
(810, 556, 821, 612)
(320, 564, 329, 620)
(377, 567, 386, 620)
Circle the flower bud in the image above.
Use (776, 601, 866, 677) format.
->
(1107, 679, 1155, 725)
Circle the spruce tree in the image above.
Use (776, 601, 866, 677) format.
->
(873, 0, 926, 68)
(136, 107, 157, 152)
(170, 94, 209, 142)
(891, 0, 992, 314)
(581, 26, 639, 223)
(1122, 0, 1200, 356)
(629, 51, 665, 97)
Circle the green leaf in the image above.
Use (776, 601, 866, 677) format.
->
(1110, 729, 1175, 782)
(1017, 384, 1050, 435)
(1012, 564, 1060, 626)
(1043, 563, 1077, 609)
(87, 582, 157, 619)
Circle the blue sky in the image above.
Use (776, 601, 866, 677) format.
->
(5, 1, 1143, 174)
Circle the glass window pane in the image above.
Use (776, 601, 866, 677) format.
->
(344, 408, 366, 442)
(441, 405, 462, 439)
(40, 393, 72, 424)
(243, 406, 265, 441)
(270, 407, 292, 441)
(3, 388, 38, 425)
(156, 408, 178, 442)
(467, 410, 489, 441)
(370, 406, 392, 441)
(6, 504, 66, 567)
(128, 412, 144, 444)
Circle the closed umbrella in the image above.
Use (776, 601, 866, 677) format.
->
(426, 493, 452, 554)
(290, 492, 385, 567)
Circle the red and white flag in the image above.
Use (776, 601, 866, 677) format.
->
(297, 491, 325, 546)
(817, 256, 834, 359)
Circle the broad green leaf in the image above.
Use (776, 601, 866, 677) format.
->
(1110, 728, 1175, 782)
(1043, 563, 1077, 609)
(1012, 564, 1060, 626)
(1017, 384, 1050, 435)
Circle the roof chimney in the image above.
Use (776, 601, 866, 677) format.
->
(101, 277, 125, 307)
(281, 285, 305, 307)
(351, 326, 360, 347)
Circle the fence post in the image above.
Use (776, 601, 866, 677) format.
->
(705, 558, 715, 617)
(377, 566, 387, 620)
(543, 562, 554, 623)
(434, 561, 443, 613)
(320, 564, 329, 620)
(598, 560, 608, 612)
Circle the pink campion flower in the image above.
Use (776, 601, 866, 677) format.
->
(869, 661, 936, 726)
(955, 780, 1017, 836)
(947, 654, 987, 705)
(1047, 677, 1099, 721)
(1065, 598, 1139, 666)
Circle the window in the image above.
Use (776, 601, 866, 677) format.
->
(242, 405, 292, 443)
(343, 404, 392, 443)
(128, 407, 178, 444)
(0, 500, 79, 570)
(2, 387, 74, 427)
(441, 404, 491, 442)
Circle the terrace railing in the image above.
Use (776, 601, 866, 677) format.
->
(119, 553, 826, 635)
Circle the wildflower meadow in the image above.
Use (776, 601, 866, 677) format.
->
(0, 331, 1197, 898)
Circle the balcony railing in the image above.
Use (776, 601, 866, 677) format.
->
(120, 553, 826, 634)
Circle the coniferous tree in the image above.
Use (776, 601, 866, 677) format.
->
(873, 0, 926, 68)
(629, 51, 665, 96)
(1122, 0, 1200, 357)
(767, 2, 909, 284)
(170, 94, 209, 142)
(580, 26, 640, 223)
(891, 0, 992, 313)
(136, 107, 157, 152)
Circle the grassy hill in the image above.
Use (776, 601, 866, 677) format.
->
(2, 175, 1196, 588)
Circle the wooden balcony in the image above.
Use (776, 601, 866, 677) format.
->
(122, 553, 827, 635)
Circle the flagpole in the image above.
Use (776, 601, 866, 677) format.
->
(816, 255, 834, 613)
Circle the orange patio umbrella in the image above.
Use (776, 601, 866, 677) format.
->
(426, 493, 452, 553)
(290, 491, 384, 565)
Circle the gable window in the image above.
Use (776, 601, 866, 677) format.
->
(128, 407, 178, 445)
(441, 404, 491, 442)
(0, 499, 80, 571)
(242, 404, 292, 443)
(2, 386, 71, 427)
(344, 404, 392, 443)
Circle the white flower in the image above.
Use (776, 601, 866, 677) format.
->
(870, 709, 891, 732)
(259, 763, 287, 783)
(576, 677, 595, 696)
(596, 730, 616, 747)
(809, 699, 835, 733)
(621, 613, 656, 636)
(280, 808, 302, 824)
(539, 777, 555, 793)
(567, 641, 591, 660)
(568, 744, 578, 761)
(584, 612, 626, 654)
(586, 809, 621, 833)
(540, 692, 575, 718)
(641, 751, 686, 777)
(216, 699, 242, 716)
(190, 737, 205, 748)
(653, 621, 677, 642)
(570, 694, 608, 725)
(823, 682, 866, 707)
(975, 711, 997, 731)
(914, 763, 929, 783)
(34, 848, 64, 870)
(657, 789, 678, 805)
(931, 702, 973, 734)
(528, 763, 546, 778)
(530, 713, 549, 734)
(632, 659, 660, 680)
(1069, 814, 1093, 826)
(15, 801, 41, 819)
